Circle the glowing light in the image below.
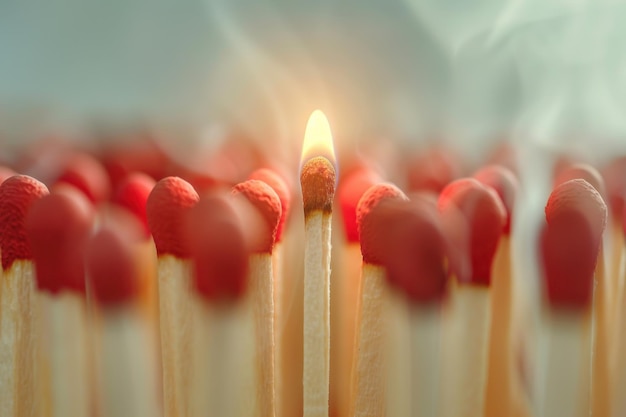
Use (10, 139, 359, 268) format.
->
(301, 110, 336, 165)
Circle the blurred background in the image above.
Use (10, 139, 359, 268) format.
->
(2, 0, 626, 167)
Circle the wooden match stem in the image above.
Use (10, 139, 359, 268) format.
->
(303, 211, 331, 417)
(39, 292, 90, 417)
(0, 261, 41, 417)
(350, 263, 387, 417)
(385, 289, 411, 417)
(441, 285, 491, 417)
(535, 311, 588, 417)
(336, 243, 363, 417)
(591, 244, 612, 417)
(157, 256, 193, 417)
(410, 304, 442, 417)
(98, 306, 158, 417)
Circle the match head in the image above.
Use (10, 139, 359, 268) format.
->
(338, 167, 381, 243)
(55, 153, 111, 203)
(474, 165, 518, 234)
(407, 147, 462, 193)
(381, 199, 448, 303)
(112, 172, 156, 238)
(232, 180, 282, 254)
(146, 177, 199, 257)
(300, 156, 336, 215)
(185, 192, 248, 301)
(357, 183, 408, 265)
(248, 168, 291, 242)
(0, 175, 49, 270)
(86, 218, 142, 307)
(438, 178, 506, 286)
(26, 188, 94, 294)
(554, 163, 606, 201)
(542, 179, 607, 310)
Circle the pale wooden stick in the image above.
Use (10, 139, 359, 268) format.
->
(336, 243, 364, 417)
(98, 306, 159, 417)
(535, 311, 589, 417)
(0, 261, 41, 417)
(349, 263, 387, 417)
(157, 255, 193, 417)
(385, 289, 411, 417)
(303, 211, 332, 417)
(39, 292, 90, 417)
(441, 285, 492, 417)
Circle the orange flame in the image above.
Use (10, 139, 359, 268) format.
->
(300, 110, 336, 165)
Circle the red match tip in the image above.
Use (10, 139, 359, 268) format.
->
(248, 168, 291, 242)
(146, 177, 199, 257)
(357, 183, 408, 265)
(0, 175, 49, 270)
(338, 168, 381, 243)
(542, 179, 606, 309)
(232, 180, 282, 253)
(112, 173, 156, 238)
(56, 153, 111, 204)
(186, 193, 248, 301)
(86, 222, 141, 307)
(602, 156, 626, 216)
(554, 164, 606, 201)
(26, 188, 94, 294)
(474, 165, 518, 235)
(382, 200, 448, 303)
(438, 178, 506, 286)
(407, 147, 462, 193)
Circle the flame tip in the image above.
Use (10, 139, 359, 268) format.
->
(301, 110, 336, 165)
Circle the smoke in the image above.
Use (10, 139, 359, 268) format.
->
(1, 0, 626, 160)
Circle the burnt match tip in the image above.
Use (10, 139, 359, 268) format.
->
(300, 156, 336, 215)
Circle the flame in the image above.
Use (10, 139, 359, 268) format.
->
(300, 110, 336, 165)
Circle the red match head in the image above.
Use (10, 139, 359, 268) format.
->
(438, 178, 506, 286)
(146, 177, 199, 257)
(186, 192, 248, 301)
(26, 188, 94, 294)
(407, 147, 462, 193)
(357, 183, 408, 265)
(112, 172, 156, 238)
(542, 179, 607, 310)
(55, 153, 111, 204)
(381, 199, 448, 303)
(0, 175, 49, 270)
(338, 167, 381, 243)
(86, 215, 143, 307)
(232, 179, 282, 254)
(474, 165, 518, 235)
(248, 168, 291, 242)
(554, 163, 606, 200)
